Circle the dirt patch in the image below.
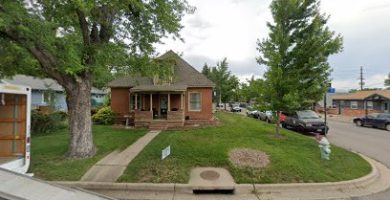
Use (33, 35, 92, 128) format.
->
(229, 148, 270, 169)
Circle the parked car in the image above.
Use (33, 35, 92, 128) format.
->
(216, 103, 225, 110)
(353, 113, 390, 131)
(282, 110, 328, 134)
(231, 106, 242, 112)
(279, 112, 286, 123)
(247, 110, 260, 118)
(258, 111, 273, 123)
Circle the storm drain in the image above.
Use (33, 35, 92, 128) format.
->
(189, 167, 235, 195)
(193, 189, 234, 194)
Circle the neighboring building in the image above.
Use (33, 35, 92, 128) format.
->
(332, 90, 390, 116)
(108, 50, 215, 129)
(2, 75, 106, 111)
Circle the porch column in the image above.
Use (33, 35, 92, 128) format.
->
(181, 93, 184, 110)
(150, 93, 153, 112)
(135, 93, 138, 110)
(168, 93, 171, 111)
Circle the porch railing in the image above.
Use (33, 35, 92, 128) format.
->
(134, 110, 153, 122)
(167, 110, 184, 121)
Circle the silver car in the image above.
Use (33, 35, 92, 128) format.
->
(258, 111, 273, 123)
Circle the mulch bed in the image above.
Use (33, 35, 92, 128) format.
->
(229, 148, 270, 169)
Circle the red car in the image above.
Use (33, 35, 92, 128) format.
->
(279, 112, 286, 123)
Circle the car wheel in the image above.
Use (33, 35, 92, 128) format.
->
(355, 120, 363, 127)
(386, 124, 390, 131)
(296, 126, 304, 133)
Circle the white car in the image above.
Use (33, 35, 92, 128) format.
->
(231, 106, 242, 112)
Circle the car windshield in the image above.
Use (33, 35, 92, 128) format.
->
(297, 110, 319, 119)
(367, 113, 379, 118)
(378, 114, 390, 119)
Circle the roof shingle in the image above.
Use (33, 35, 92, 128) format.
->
(108, 50, 214, 88)
(333, 90, 390, 100)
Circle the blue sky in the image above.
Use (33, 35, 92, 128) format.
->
(156, 0, 390, 91)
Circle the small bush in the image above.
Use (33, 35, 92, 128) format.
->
(31, 110, 66, 134)
(92, 106, 115, 125)
(53, 111, 68, 121)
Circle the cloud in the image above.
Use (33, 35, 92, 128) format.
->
(332, 73, 387, 92)
(156, 0, 390, 90)
(182, 54, 263, 81)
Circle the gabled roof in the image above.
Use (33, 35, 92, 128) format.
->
(333, 90, 390, 100)
(3, 75, 107, 94)
(108, 50, 215, 88)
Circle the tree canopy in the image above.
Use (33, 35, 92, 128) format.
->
(257, 0, 343, 135)
(0, 0, 191, 158)
(385, 73, 390, 89)
(202, 58, 239, 104)
(240, 76, 264, 104)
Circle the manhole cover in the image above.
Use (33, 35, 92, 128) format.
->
(200, 170, 220, 181)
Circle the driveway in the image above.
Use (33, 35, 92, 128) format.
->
(327, 120, 390, 200)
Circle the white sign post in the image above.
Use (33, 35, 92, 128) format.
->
(161, 145, 171, 160)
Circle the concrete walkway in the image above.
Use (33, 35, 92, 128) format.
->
(81, 130, 161, 182)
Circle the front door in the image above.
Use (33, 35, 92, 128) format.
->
(160, 95, 168, 118)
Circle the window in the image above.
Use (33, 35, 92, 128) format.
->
(350, 101, 358, 109)
(42, 92, 53, 104)
(130, 94, 142, 111)
(366, 101, 373, 109)
(189, 92, 201, 111)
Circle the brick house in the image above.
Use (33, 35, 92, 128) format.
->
(332, 90, 390, 116)
(108, 50, 215, 129)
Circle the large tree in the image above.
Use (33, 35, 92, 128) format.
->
(240, 76, 264, 104)
(0, 1, 190, 158)
(202, 58, 239, 104)
(257, 0, 342, 136)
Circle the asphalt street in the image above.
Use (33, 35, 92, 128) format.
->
(327, 120, 390, 200)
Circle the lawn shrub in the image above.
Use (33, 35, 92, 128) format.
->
(31, 110, 66, 134)
(92, 106, 115, 125)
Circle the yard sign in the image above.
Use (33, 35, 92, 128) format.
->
(161, 145, 171, 160)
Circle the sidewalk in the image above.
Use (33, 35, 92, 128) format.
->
(62, 154, 390, 200)
(80, 130, 161, 182)
(0, 168, 113, 200)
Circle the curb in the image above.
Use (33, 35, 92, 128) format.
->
(56, 154, 390, 200)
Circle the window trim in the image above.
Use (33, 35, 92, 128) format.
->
(350, 101, 358, 109)
(188, 92, 202, 112)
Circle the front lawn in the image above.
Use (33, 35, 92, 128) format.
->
(119, 112, 371, 184)
(30, 126, 146, 181)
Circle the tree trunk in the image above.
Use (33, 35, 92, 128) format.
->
(275, 111, 281, 137)
(65, 79, 95, 159)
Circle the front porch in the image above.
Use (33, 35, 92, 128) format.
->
(131, 92, 186, 129)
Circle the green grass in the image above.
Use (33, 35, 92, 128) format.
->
(119, 112, 371, 184)
(30, 125, 146, 181)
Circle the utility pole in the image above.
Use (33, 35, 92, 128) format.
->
(359, 66, 365, 90)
